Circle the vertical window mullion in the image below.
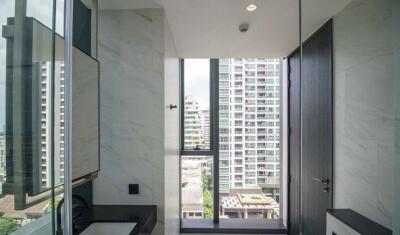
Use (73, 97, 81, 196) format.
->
(210, 59, 219, 223)
(179, 59, 185, 152)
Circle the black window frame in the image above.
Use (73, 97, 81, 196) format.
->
(179, 58, 287, 234)
(180, 58, 219, 223)
(180, 58, 216, 156)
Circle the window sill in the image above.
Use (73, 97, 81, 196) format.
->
(180, 219, 287, 234)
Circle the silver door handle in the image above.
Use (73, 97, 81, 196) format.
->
(313, 177, 329, 185)
(321, 186, 329, 193)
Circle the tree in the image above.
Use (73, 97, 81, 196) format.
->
(203, 190, 213, 219)
(201, 170, 212, 192)
(0, 218, 19, 235)
(202, 169, 213, 218)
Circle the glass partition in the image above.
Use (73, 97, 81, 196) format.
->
(0, 0, 63, 234)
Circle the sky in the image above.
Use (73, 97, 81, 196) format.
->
(0, 0, 65, 131)
(184, 59, 210, 110)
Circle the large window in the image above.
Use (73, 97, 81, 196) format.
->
(182, 59, 211, 151)
(180, 58, 282, 224)
(180, 59, 215, 222)
(218, 58, 281, 220)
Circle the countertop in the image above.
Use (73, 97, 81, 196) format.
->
(73, 205, 157, 235)
(327, 209, 392, 235)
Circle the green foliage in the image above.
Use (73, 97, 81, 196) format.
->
(201, 168, 213, 219)
(203, 190, 213, 219)
(201, 170, 212, 192)
(0, 218, 19, 235)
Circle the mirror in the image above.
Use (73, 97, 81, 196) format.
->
(2, 18, 99, 198)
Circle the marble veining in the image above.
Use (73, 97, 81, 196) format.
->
(94, 9, 165, 235)
(333, 0, 394, 230)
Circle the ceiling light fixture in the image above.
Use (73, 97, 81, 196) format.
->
(246, 4, 257, 12)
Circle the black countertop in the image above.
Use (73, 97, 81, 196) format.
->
(73, 205, 157, 235)
(327, 209, 392, 235)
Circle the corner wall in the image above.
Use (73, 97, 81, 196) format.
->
(333, 0, 394, 229)
(94, 8, 165, 234)
(164, 18, 180, 235)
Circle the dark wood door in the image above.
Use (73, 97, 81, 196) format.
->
(288, 49, 301, 235)
(301, 19, 333, 235)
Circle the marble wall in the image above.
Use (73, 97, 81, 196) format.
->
(333, 0, 395, 230)
(164, 18, 180, 235)
(94, 9, 165, 234)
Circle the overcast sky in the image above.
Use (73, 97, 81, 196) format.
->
(0, 0, 65, 131)
(184, 59, 210, 110)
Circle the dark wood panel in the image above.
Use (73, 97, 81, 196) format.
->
(288, 48, 301, 235)
(301, 19, 333, 235)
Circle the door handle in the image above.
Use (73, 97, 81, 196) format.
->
(321, 186, 329, 193)
(313, 177, 329, 185)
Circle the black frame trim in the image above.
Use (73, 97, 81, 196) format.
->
(180, 219, 287, 234)
(179, 59, 220, 223)
(179, 59, 288, 233)
(180, 59, 214, 154)
(210, 59, 219, 223)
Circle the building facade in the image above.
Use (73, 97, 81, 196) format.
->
(219, 58, 281, 200)
(39, 61, 65, 189)
(184, 95, 206, 150)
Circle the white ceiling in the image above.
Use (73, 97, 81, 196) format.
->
(95, 0, 351, 58)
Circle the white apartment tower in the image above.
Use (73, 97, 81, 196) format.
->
(199, 110, 210, 149)
(0, 133, 5, 193)
(219, 59, 280, 198)
(184, 95, 205, 150)
(39, 61, 65, 188)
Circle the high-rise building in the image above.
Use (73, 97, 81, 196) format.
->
(199, 110, 210, 148)
(39, 61, 65, 189)
(0, 132, 5, 194)
(184, 95, 205, 150)
(219, 58, 280, 200)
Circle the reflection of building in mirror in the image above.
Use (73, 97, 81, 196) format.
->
(37, 61, 66, 189)
(0, 131, 5, 195)
(0, 59, 65, 193)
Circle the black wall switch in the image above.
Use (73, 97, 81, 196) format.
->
(129, 184, 139, 195)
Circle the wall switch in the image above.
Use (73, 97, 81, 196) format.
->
(129, 184, 139, 194)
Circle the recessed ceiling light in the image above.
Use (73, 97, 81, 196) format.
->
(246, 4, 257, 12)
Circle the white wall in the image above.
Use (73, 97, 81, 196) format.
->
(94, 8, 165, 234)
(164, 18, 180, 235)
(333, 0, 395, 230)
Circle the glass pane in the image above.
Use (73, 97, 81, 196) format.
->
(183, 59, 211, 150)
(219, 58, 281, 219)
(0, 0, 63, 234)
(181, 155, 213, 219)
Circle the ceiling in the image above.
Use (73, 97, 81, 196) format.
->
(94, 0, 351, 58)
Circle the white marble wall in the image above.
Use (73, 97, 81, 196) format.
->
(164, 18, 180, 235)
(94, 9, 165, 234)
(333, 0, 395, 230)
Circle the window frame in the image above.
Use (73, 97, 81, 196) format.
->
(179, 58, 287, 234)
(180, 59, 219, 223)
(180, 59, 215, 155)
